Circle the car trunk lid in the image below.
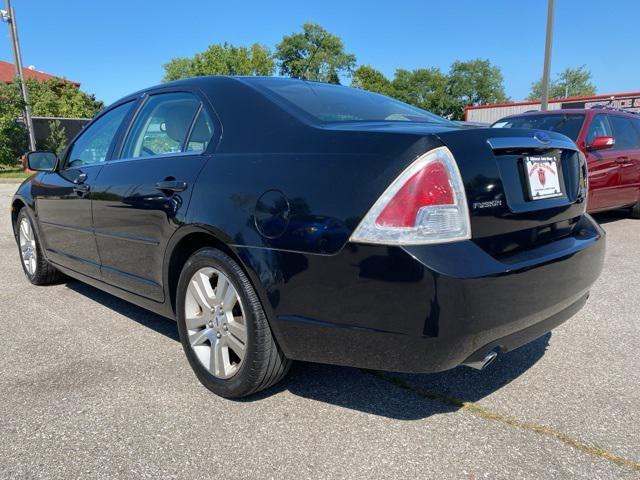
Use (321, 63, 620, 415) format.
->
(435, 127, 588, 257)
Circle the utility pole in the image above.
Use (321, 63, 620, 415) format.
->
(1, 0, 36, 151)
(540, 0, 555, 110)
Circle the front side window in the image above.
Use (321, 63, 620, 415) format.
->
(586, 114, 613, 145)
(66, 102, 133, 168)
(121, 93, 201, 159)
(608, 115, 640, 150)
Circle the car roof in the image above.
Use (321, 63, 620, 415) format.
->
(118, 76, 321, 96)
(103, 76, 339, 113)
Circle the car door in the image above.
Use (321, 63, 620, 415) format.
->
(631, 117, 640, 204)
(584, 114, 622, 212)
(608, 114, 640, 206)
(35, 101, 135, 278)
(91, 90, 217, 302)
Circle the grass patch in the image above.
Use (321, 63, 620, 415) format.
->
(0, 166, 30, 179)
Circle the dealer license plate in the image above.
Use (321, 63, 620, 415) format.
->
(524, 156, 563, 200)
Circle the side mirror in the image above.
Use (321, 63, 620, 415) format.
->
(26, 151, 58, 172)
(587, 136, 615, 152)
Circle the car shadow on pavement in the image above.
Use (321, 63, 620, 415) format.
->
(591, 209, 633, 225)
(65, 281, 180, 342)
(65, 279, 550, 420)
(264, 333, 550, 420)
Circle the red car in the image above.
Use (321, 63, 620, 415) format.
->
(493, 108, 640, 217)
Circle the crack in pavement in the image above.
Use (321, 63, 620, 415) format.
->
(367, 370, 640, 473)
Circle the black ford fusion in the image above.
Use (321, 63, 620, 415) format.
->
(12, 76, 605, 398)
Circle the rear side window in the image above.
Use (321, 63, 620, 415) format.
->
(247, 77, 453, 125)
(66, 101, 133, 167)
(608, 115, 640, 150)
(121, 92, 205, 159)
(586, 114, 612, 144)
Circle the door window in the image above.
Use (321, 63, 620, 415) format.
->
(66, 102, 133, 168)
(586, 114, 612, 145)
(121, 93, 202, 159)
(185, 108, 215, 153)
(608, 115, 640, 150)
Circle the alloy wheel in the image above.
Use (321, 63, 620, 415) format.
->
(184, 267, 248, 379)
(19, 217, 37, 276)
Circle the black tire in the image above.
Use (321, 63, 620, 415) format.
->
(630, 201, 640, 219)
(15, 209, 63, 285)
(176, 247, 291, 398)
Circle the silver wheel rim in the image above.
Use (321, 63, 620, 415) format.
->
(19, 217, 37, 276)
(184, 267, 247, 379)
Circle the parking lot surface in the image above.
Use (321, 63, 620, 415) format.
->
(0, 183, 638, 479)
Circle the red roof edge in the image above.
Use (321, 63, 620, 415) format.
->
(0, 60, 80, 87)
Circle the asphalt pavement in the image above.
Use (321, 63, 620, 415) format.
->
(0, 183, 638, 479)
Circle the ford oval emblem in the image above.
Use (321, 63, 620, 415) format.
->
(534, 131, 551, 144)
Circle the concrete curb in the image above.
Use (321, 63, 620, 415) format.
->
(0, 178, 25, 184)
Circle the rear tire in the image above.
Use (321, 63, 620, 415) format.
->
(176, 247, 291, 398)
(15, 209, 63, 285)
(630, 201, 640, 219)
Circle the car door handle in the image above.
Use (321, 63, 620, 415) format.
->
(72, 171, 90, 195)
(615, 156, 629, 164)
(73, 183, 90, 194)
(155, 180, 188, 193)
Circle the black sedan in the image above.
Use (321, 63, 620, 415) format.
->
(12, 77, 605, 398)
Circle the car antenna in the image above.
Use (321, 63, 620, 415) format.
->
(299, 33, 327, 81)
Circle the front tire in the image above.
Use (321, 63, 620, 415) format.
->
(176, 247, 290, 398)
(15, 209, 63, 285)
(630, 201, 640, 219)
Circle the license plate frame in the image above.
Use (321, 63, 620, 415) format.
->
(524, 156, 563, 200)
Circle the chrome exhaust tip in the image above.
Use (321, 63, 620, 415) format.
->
(463, 351, 498, 370)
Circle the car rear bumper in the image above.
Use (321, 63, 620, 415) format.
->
(240, 214, 605, 373)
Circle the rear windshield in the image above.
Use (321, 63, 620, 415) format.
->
(247, 78, 453, 125)
(492, 114, 585, 141)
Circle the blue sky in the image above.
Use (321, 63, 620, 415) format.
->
(2, 0, 638, 105)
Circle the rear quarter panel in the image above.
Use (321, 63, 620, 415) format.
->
(187, 131, 443, 255)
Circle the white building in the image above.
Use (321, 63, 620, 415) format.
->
(464, 91, 640, 124)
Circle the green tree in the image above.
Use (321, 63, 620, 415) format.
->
(352, 66, 463, 118)
(527, 65, 596, 100)
(162, 57, 194, 82)
(275, 22, 356, 83)
(447, 59, 509, 119)
(0, 78, 103, 165)
(42, 120, 67, 156)
(351, 65, 393, 96)
(0, 82, 27, 165)
(353, 60, 508, 120)
(391, 68, 456, 117)
(162, 42, 275, 81)
(26, 78, 104, 118)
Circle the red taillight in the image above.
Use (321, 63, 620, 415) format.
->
(350, 146, 471, 246)
(376, 161, 454, 227)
